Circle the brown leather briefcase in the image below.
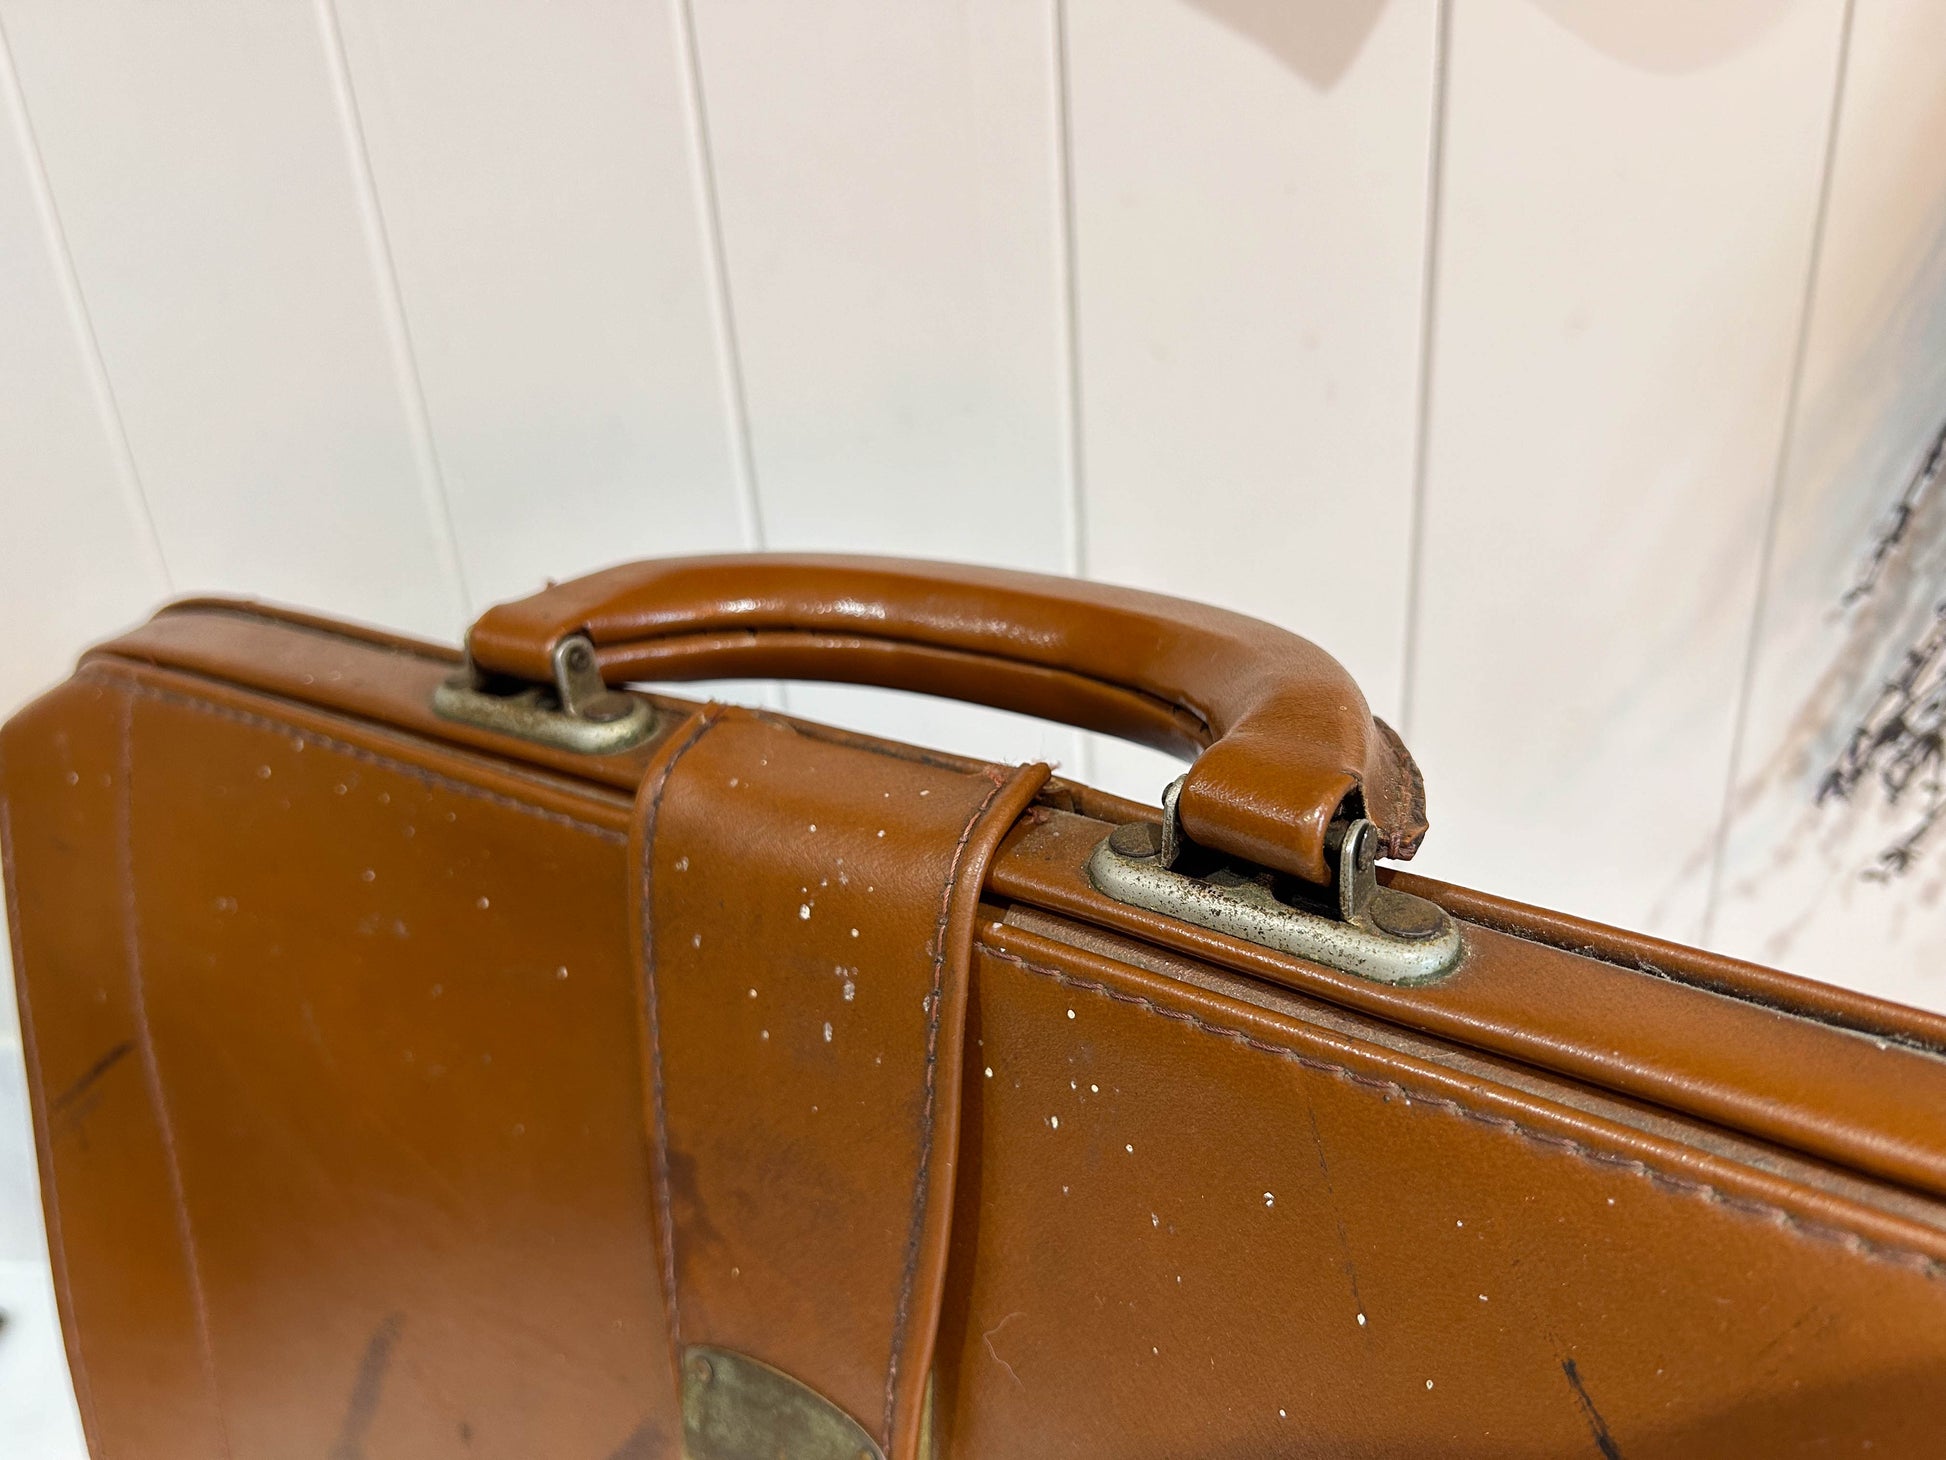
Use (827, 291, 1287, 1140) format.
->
(6, 555, 1946, 1458)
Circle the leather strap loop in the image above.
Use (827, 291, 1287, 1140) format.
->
(470, 554, 1426, 885)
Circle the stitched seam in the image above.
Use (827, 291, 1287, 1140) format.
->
(116, 690, 235, 1456)
(883, 768, 1014, 1444)
(636, 707, 729, 1355)
(87, 669, 624, 843)
(982, 945, 1946, 1281)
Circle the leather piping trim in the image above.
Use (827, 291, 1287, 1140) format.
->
(884, 761, 1049, 1457)
(979, 941, 1946, 1280)
(628, 705, 728, 1391)
(114, 686, 234, 1456)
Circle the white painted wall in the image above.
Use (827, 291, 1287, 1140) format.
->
(4, 2, 1942, 1446)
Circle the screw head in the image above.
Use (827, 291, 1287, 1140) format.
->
(1108, 820, 1164, 860)
(564, 641, 594, 673)
(685, 1353, 713, 1387)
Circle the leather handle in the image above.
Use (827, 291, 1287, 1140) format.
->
(466, 554, 1427, 886)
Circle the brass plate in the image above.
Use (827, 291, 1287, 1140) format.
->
(681, 1346, 884, 1460)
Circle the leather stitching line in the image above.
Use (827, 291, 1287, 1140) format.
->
(883, 768, 1014, 1446)
(982, 946, 1946, 1281)
(636, 707, 729, 1359)
(92, 671, 626, 843)
(113, 688, 236, 1456)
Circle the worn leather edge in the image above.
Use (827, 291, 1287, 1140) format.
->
(885, 760, 1049, 1459)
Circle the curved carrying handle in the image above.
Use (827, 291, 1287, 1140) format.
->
(466, 554, 1427, 887)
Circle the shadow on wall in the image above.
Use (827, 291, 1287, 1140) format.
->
(1182, 0, 1795, 88)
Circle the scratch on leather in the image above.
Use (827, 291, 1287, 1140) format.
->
(1561, 1357, 1624, 1459)
(981, 945, 1946, 1281)
(50, 1040, 134, 1118)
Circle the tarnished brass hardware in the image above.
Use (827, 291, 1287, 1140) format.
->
(431, 632, 655, 754)
(680, 1345, 886, 1460)
(1088, 779, 1462, 985)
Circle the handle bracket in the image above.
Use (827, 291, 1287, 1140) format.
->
(1088, 780, 1461, 985)
(432, 632, 657, 754)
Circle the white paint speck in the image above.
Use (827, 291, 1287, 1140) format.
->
(877, 829, 886, 838)
(476, 896, 490, 910)
(1426, 1380, 1434, 1391)
(748, 988, 758, 999)
(675, 857, 689, 872)
(1456, 1219, 1464, 1228)
(799, 904, 812, 919)
(1264, 1192, 1275, 1208)
(1606, 1197, 1615, 1206)
(850, 928, 860, 938)
(555, 966, 569, 980)
(984, 1067, 994, 1079)
(1066, 1009, 1076, 1020)
(1061, 1185, 1069, 1195)
(843, 980, 855, 1001)
(1356, 1313, 1366, 1327)
(1150, 1213, 1159, 1228)
(823, 1022, 833, 1043)
(1049, 1115, 1059, 1130)
(1090, 1083, 1099, 1093)
(1125, 1143, 1134, 1154)
(728, 777, 738, 787)
(1478, 1294, 1488, 1302)
(919, 789, 929, 797)
(1152, 1346, 1158, 1356)
(1279, 1409, 1287, 1419)
(808, 823, 817, 832)
(693, 934, 703, 949)
(760, 1029, 769, 1041)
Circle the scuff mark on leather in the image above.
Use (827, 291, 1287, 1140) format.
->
(51, 1039, 134, 1122)
(328, 1312, 404, 1460)
(1306, 1106, 1368, 1328)
(1561, 1357, 1623, 1459)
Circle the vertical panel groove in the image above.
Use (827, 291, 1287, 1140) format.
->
(0, 14, 171, 596)
(1051, 0, 1094, 784)
(675, 0, 766, 557)
(1052, 0, 1086, 581)
(314, 0, 472, 621)
(1396, 0, 1452, 741)
(1702, 0, 1859, 943)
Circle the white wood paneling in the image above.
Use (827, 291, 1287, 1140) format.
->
(1065, 0, 1441, 805)
(1711, 1, 1946, 1012)
(687, 0, 1082, 768)
(330, 0, 754, 612)
(0, 19, 169, 722)
(0, 0, 463, 637)
(1405, 0, 1847, 940)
